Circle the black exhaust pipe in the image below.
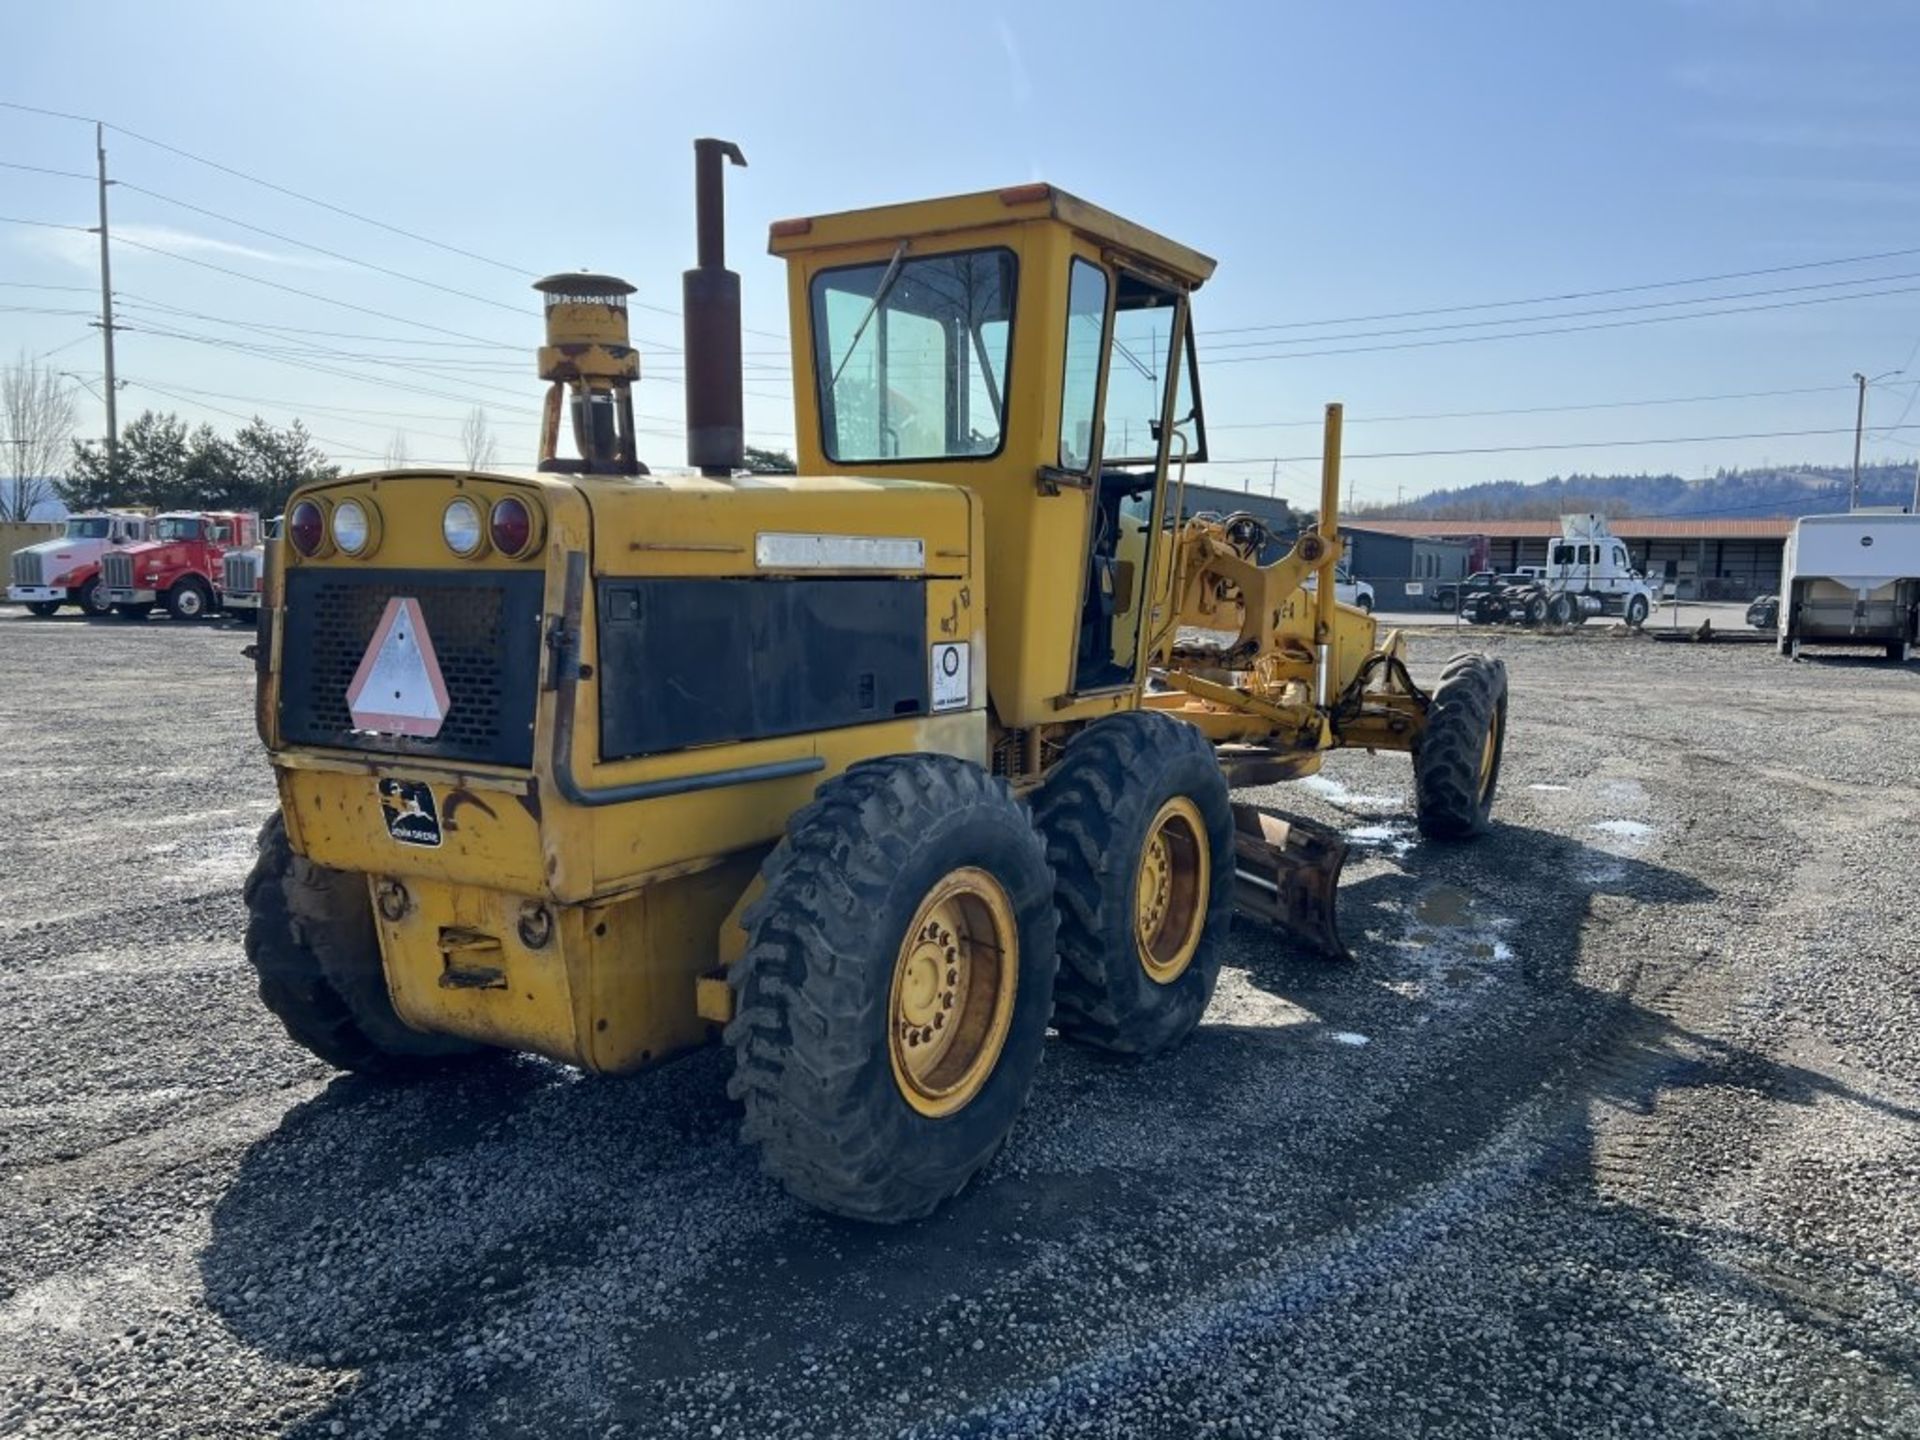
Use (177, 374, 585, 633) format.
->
(684, 138, 747, 477)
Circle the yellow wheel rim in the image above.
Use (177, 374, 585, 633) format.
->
(1479, 709, 1500, 797)
(887, 868, 1018, 1118)
(1134, 796, 1210, 984)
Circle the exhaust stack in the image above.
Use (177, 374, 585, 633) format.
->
(683, 138, 747, 477)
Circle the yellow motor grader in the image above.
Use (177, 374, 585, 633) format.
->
(245, 141, 1506, 1221)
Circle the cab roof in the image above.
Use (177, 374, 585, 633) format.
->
(767, 183, 1216, 290)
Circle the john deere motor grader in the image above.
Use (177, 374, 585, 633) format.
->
(246, 141, 1507, 1221)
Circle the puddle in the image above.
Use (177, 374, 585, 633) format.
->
(1298, 774, 1401, 812)
(1591, 819, 1654, 842)
(1328, 1031, 1370, 1047)
(1415, 883, 1478, 927)
(1528, 783, 1571, 793)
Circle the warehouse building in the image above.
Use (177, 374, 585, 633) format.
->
(1355, 517, 1794, 601)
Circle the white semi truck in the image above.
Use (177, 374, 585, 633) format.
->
(6, 511, 152, 616)
(1779, 510, 1919, 662)
(1463, 514, 1654, 627)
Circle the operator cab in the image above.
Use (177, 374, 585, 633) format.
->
(775, 185, 1213, 729)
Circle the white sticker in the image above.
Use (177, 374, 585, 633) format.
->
(930, 641, 969, 712)
(755, 532, 925, 571)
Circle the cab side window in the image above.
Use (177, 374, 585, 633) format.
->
(1058, 259, 1108, 473)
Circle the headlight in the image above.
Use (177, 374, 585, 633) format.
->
(331, 499, 374, 556)
(442, 497, 486, 557)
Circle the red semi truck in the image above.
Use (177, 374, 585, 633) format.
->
(99, 511, 260, 621)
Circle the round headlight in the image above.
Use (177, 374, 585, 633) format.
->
(331, 499, 371, 556)
(288, 500, 325, 557)
(489, 497, 534, 558)
(442, 497, 485, 557)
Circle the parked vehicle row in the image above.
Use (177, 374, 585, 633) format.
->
(6, 510, 269, 622)
(1452, 515, 1655, 628)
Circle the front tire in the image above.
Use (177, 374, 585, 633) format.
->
(1414, 654, 1508, 840)
(167, 577, 212, 621)
(77, 577, 109, 617)
(244, 813, 481, 1073)
(725, 754, 1058, 1223)
(1625, 594, 1650, 627)
(1032, 712, 1234, 1056)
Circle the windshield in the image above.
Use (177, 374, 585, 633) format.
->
(154, 518, 202, 542)
(811, 248, 1016, 463)
(65, 518, 111, 540)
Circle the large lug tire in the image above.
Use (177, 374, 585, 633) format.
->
(77, 576, 109, 617)
(725, 754, 1058, 1223)
(25, 602, 60, 617)
(1414, 653, 1509, 840)
(244, 813, 481, 1073)
(1625, 594, 1650, 627)
(1031, 711, 1235, 1056)
(167, 577, 212, 621)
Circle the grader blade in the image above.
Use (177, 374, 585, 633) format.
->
(1230, 803, 1350, 960)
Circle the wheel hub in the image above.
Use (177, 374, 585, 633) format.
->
(888, 868, 1017, 1118)
(1134, 797, 1209, 984)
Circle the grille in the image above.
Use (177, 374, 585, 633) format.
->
(10, 550, 42, 587)
(279, 568, 544, 767)
(102, 552, 134, 589)
(223, 552, 260, 595)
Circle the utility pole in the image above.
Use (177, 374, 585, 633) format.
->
(1851, 371, 1867, 511)
(94, 122, 118, 471)
(1911, 456, 1919, 515)
(1269, 457, 1277, 498)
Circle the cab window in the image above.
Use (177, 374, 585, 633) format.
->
(1058, 259, 1108, 472)
(811, 248, 1016, 463)
(154, 518, 202, 542)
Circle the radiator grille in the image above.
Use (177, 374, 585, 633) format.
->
(223, 551, 260, 595)
(10, 550, 42, 587)
(101, 552, 134, 590)
(279, 568, 544, 766)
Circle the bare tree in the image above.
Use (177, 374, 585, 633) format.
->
(383, 430, 411, 468)
(1, 353, 77, 522)
(460, 408, 498, 472)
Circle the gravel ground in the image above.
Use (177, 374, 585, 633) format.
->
(1, 610, 1916, 1439)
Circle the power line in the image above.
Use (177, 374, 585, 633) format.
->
(1205, 281, 1920, 365)
(1207, 381, 1913, 431)
(1204, 422, 1920, 467)
(0, 158, 91, 182)
(1206, 242, 1920, 336)
(1198, 268, 1920, 352)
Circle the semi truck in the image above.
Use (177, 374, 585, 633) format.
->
(100, 511, 260, 620)
(7, 511, 153, 617)
(1463, 516, 1653, 627)
(1779, 510, 1919, 661)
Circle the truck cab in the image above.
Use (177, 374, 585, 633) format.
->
(101, 511, 259, 621)
(8, 512, 151, 617)
(1539, 514, 1653, 626)
(219, 516, 280, 618)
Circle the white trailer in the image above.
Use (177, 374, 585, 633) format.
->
(1780, 510, 1920, 661)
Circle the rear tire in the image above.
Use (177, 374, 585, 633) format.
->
(1414, 653, 1508, 840)
(244, 813, 481, 1073)
(725, 755, 1058, 1222)
(25, 602, 59, 617)
(167, 577, 212, 621)
(1522, 594, 1548, 626)
(1547, 593, 1574, 626)
(1032, 712, 1234, 1055)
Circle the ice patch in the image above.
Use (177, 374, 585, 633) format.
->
(1346, 821, 1415, 857)
(1299, 774, 1400, 812)
(1528, 783, 1571, 793)
(1328, 1031, 1370, 1047)
(1591, 819, 1653, 841)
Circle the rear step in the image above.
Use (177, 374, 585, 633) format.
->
(1230, 803, 1350, 961)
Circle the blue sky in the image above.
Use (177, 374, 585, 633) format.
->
(4, 0, 1919, 509)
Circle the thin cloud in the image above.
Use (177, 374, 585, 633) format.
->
(996, 18, 1032, 106)
(20, 222, 329, 271)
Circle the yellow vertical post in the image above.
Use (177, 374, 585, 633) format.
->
(1314, 403, 1343, 706)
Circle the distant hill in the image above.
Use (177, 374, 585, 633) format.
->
(1354, 462, 1917, 522)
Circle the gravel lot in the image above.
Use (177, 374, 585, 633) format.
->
(2, 610, 1916, 1439)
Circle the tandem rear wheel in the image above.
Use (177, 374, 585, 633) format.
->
(1032, 711, 1236, 1056)
(725, 754, 1059, 1223)
(244, 813, 483, 1073)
